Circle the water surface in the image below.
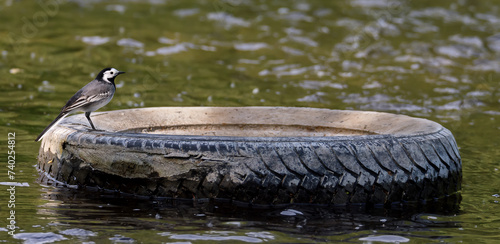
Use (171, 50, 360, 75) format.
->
(1, 0, 500, 243)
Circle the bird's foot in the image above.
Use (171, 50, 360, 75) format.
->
(89, 128, 105, 132)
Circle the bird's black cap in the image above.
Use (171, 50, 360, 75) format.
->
(95, 67, 125, 81)
(96, 67, 113, 80)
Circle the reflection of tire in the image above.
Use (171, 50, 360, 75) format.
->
(37, 107, 461, 206)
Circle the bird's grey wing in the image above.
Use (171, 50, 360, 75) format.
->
(62, 90, 113, 112)
(61, 89, 84, 112)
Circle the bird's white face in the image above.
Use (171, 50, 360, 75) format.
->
(102, 68, 121, 82)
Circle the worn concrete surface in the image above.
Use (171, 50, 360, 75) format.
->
(58, 106, 442, 136)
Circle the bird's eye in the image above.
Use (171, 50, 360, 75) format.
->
(110, 72, 114, 75)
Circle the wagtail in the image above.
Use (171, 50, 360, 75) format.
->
(35, 67, 125, 142)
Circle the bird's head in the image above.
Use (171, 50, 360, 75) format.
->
(97, 67, 125, 83)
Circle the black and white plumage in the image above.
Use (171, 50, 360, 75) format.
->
(35, 67, 125, 142)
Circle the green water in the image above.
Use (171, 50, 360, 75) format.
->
(1, 0, 500, 242)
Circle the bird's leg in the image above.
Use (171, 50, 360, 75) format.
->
(85, 112, 97, 130)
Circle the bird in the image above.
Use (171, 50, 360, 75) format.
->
(35, 67, 125, 142)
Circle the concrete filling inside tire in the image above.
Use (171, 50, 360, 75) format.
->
(120, 124, 377, 137)
(81, 107, 442, 137)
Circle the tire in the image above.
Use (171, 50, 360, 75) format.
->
(37, 107, 462, 206)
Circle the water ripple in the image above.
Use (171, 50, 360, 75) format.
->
(13, 232, 67, 244)
(158, 231, 275, 243)
(207, 12, 251, 28)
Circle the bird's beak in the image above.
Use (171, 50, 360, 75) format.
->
(118, 71, 126, 75)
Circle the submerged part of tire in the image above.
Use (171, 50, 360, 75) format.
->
(37, 107, 462, 206)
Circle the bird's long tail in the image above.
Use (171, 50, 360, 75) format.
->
(35, 112, 68, 142)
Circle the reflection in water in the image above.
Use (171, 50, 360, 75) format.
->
(30, 185, 461, 243)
